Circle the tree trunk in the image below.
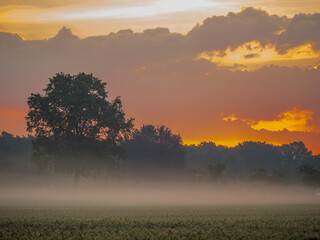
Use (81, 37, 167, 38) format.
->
(73, 171, 80, 189)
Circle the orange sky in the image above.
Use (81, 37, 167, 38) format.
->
(0, 105, 27, 136)
(1, 2, 320, 154)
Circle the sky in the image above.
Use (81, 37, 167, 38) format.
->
(1, 0, 320, 153)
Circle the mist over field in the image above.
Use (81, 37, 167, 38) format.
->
(0, 174, 319, 207)
(1, 128, 320, 208)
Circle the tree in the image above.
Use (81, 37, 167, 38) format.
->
(206, 163, 226, 182)
(281, 141, 312, 162)
(185, 142, 225, 169)
(0, 131, 33, 175)
(296, 164, 320, 187)
(248, 167, 268, 182)
(126, 125, 186, 178)
(26, 72, 134, 186)
(269, 170, 288, 184)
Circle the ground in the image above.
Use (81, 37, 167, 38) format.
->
(0, 204, 320, 240)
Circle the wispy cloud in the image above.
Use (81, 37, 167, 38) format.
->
(222, 113, 238, 122)
(223, 106, 320, 133)
(249, 106, 320, 133)
(197, 42, 320, 71)
(0, 0, 222, 22)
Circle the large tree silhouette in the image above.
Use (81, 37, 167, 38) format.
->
(26, 72, 134, 186)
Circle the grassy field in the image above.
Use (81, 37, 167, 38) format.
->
(0, 204, 320, 240)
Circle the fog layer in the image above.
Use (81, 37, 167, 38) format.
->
(1, 182, 319, 206)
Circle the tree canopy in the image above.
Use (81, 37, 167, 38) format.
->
(26, 72, 134, 185)
(0, 131, 32, 175)
(126, 125, 186, 178)
(296, 164, 320, 187)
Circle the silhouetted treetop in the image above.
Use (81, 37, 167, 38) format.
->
(26, 72, 134, 186)
(27, 72, 133, 142)
(126, 125, 186, 176)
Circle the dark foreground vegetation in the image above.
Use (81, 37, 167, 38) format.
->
(0, 204, 320, 240)
(1, 130, 320, 187)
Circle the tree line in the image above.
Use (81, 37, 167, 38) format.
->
(0, 72, 320, 187)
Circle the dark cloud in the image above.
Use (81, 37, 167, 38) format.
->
(277, 13, 320, 51)
(48, 26, 80, 43)
(243, 53, 260, 59)
(0, 32, 24, 48)
(187, 7, 287, 51)
(186, 8, 320, 54)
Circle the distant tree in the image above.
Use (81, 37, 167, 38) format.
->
(185, 142, 225, 169)
(233, 141, 284, 175)
(296, 164, 320, 187)
(248, 167, 268, 182)
(126, 125, 186, 177)
(206, 163, 226, 182)
(0, 131, 32, 175)
(269, 170, 288, 184)
(281, 142, 312, 161)
(186, 140, 320, 181)
(26, 72, 134, 187)
(280, 142, 320, 173)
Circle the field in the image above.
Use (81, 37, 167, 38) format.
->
(0, 204, 320, 240)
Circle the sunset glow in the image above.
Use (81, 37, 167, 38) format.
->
(249, 107, 319, 133)
(183, 139, 246, 148)
(0, 0, 222, 22)
(0, 105, 27, 136)
(197, 42, 320, 71)
(222, 106, 320, 133)
(1, 2, 320, 154)
(222, 114, 238, 122)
